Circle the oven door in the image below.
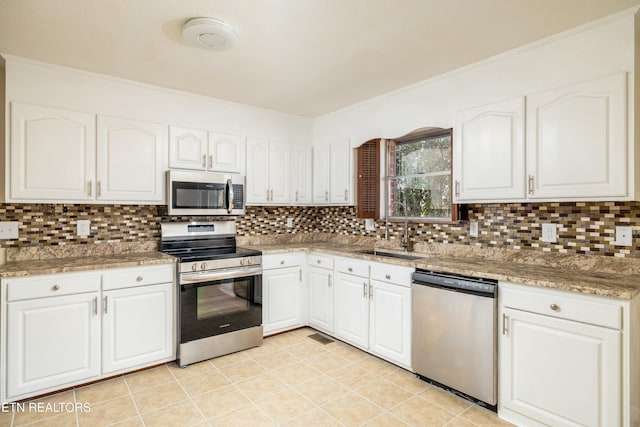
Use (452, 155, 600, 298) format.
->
(179, 266, 262, 344)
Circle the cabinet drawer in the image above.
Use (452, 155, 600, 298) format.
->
(308, 253, 334, 270)
(263, 253, 304, 270)
(102, 264, 174, 291)
(370, 263, 413, 287)
(335, 257, 369, 277)
(6, 271, 101, 301)
(500, 284, 622, 329)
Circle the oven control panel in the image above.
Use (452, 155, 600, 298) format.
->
(180, 255, 262, 273)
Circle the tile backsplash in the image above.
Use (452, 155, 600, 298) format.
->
(0, 202, 638, 258)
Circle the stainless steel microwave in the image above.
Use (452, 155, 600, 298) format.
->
(167, 171, 245, 216)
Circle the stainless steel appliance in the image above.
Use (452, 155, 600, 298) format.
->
(160, 221, 262, 367)
(412, 269, 498, 409)
(167, 170, 246, 216)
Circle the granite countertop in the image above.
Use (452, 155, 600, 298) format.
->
(0, 251, 176, 278)
(249, 242, 640, 300)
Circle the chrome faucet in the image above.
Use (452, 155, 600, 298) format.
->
(387, 198, 414, 252)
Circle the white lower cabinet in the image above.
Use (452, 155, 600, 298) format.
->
(102, 282, 174, 375)
(499, 282, 634, 427)
(368, 279, 412, 369)
(334, 270, 369, 349)
(1, 264, 175, 403)
(263, 253, 305, 336)
(307, 253, 335, 334)
(7, 291, 101, 398)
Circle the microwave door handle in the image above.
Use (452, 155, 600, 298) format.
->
(227, 178, 234, 213)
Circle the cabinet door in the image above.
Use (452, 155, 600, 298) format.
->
(291, 145, 312, 204)
(454, 97, 525, 201)
(208, 132, 244, 174)
(369, 280, 411, 368)
(308, 267, 333, 334)
(330, 143, 352, 204)
(334, 272, 369, 349)
(169, 125, 208, 170)
(96, 116, 166, 202)
(102, 283, 174, 374)
(500, 307, 621, 427)
(263, 266, 303, 335)
(269, 141, 291, 204)
(10, 102, 95, 202)
(7, 292, 100, 398)
(245, 137, 270, 204)
(526, 73, 626, 199)
(313, 145, 331, 203)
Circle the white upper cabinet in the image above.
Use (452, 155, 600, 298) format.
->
(169, 126, 208, 170)
(453, 73, 630, 202)
(313, 142, 353, 205)
(245, 137, 290, 205)
(169, 127, 244, 174)
(208, 132, 245, 174)
(526, 73, 627, 199)
(291, 145, 312, 204)
(96, 116, 166, 202)
(313, 145, 331, 203)
(330, 143, 352, 204)
(9, 102, 96, 202)
(454, 97, 526, 202)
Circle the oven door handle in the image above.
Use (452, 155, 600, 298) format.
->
(181, 266, 262, 283)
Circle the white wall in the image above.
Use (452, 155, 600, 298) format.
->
(3, 55, 312, 145)
(314, 9, 636, 148)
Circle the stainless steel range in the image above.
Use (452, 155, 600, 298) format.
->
(160, 221, 263, 367)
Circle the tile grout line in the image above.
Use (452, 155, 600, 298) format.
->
(165, 362, 210, 427)
(121, 372, 147, 427)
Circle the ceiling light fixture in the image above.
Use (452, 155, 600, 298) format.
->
(182, 17, 238, 51)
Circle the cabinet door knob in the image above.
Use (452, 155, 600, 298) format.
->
(317, 260, 321, 264)
(136, 276, 143, 282)
(385, 274, 391, 280)
(550, 303, 560, 311)
(348, 267, 353, 272)
(52, 284, 61, 291)
(280, 260, 285, 265)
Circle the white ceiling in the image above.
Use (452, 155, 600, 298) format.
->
(0, 0, 638, 117)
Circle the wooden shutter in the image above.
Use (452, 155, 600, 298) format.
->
(357, 139, 380, 219)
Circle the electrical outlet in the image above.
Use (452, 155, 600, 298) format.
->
(0, 221, 19, 239)
(469, 221, 478, 238)
(286, 218, 294, 228)
(77, 220, 91, 237)
(541, 223, 557, 243)
(615, 226, 633, 246)
(365, 219, 376, 231)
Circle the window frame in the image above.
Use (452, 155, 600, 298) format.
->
(385, 128, 458, 223)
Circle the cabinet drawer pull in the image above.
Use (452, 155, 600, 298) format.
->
(93, 297, 98, 315)
(363, 282, 367, 298)
(455, 180, 460, 198)
(208, 155, 213, 169)
(103, 296, 108, 314)
(280, 260, 285, 265)
(385, 274, 391, 280)
(295, 191, 299, 202)
(317, 260, 321, 264)
(202, 154, 207, 168)
(348, 267, 353, 272)
(344, 189, 348, 201)
(136, 276, 143, 282)
(52, 284, 61, 291)
(369, 283, 373, 300)
(550, 303, 560, 312)
(87, 181, 92, 197)
(502, 313, 509, 335)
(325, 190, 328, 201)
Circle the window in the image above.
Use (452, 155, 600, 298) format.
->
(387, 129, 453, 221)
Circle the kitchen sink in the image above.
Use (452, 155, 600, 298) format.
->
(356, 249, 423, 260)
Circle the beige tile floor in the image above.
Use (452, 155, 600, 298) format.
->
(3, 328, 514, 427)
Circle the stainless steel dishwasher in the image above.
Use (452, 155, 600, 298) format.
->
(412, 269, 498, 409)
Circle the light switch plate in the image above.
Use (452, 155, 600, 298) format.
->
(615, 226, 633, 246)
(286, 218, 294, 228)
(365, 219, 376, 231)
(541, 223, 557, 243)
(469, 221, 478, 237)
(0, 221, 19, 239)
(77, 220, 91, 237)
